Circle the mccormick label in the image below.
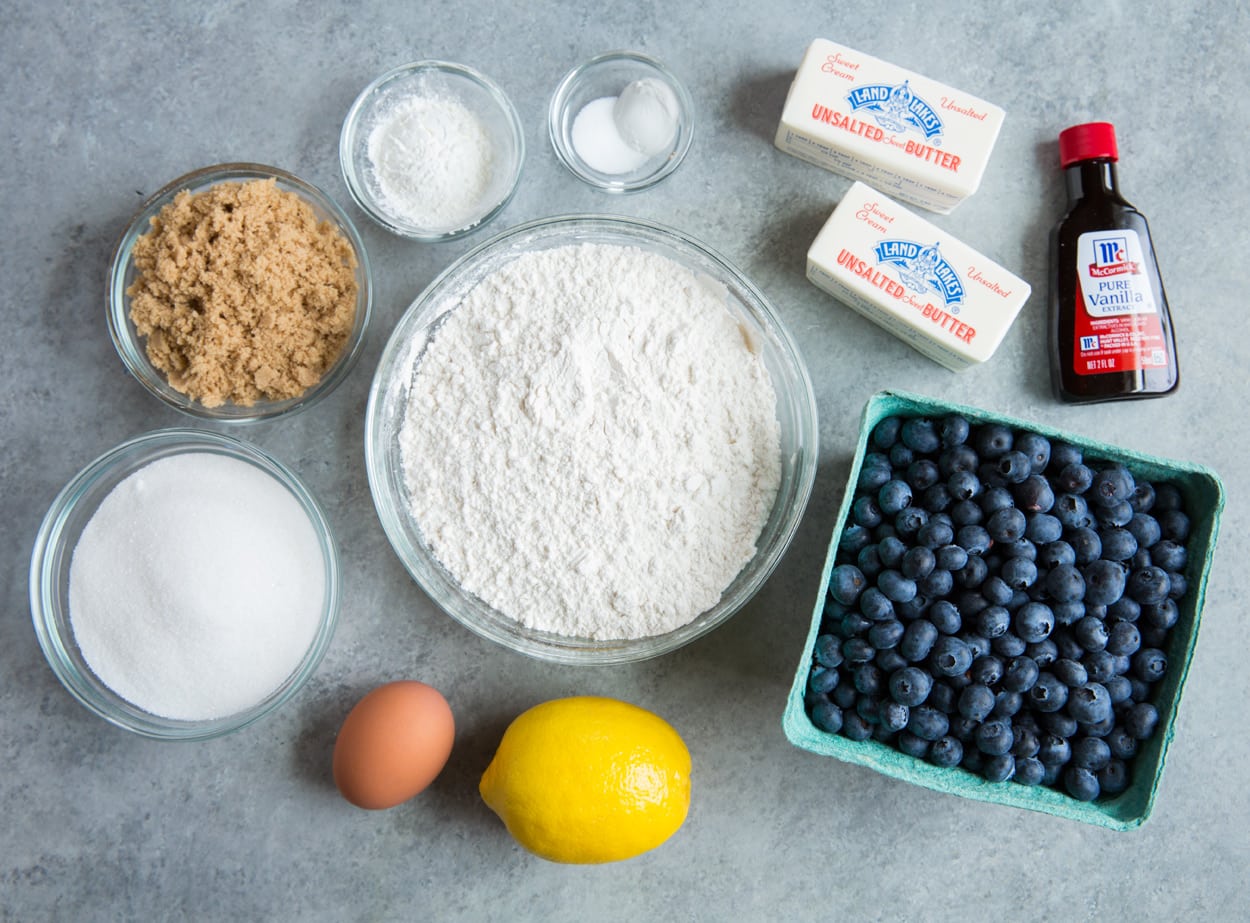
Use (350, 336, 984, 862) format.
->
(1072, 229, 1167, 374)
(775, 39, 1005, 214)
(806, 182, 1030, 371)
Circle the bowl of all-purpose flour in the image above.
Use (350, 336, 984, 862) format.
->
(365, 215, 818, 663)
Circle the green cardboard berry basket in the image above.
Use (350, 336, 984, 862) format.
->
(782, 389, 1225, 829)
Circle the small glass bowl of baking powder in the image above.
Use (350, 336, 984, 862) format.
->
(29, 428, 341, 740)
(108, 163, 373, 423)
(366, 215, 817, 665)
(549, 51, 694, 193)
(340, 60, 525, 240)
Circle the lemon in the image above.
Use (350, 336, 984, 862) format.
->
(479, 696, 692, 864)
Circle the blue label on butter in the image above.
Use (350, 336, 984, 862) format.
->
(874, 239, 965, 307)
(847, 80, 944, 141)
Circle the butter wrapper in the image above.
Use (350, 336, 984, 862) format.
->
(807, 181, 1030, 371)
(776, 39, 1005, 213)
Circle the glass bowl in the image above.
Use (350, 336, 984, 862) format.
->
(339, 60, 525, 240)
(108, 163, 372, 423)
(29, 429, 341, 740)
(549, 51, 694, 193)
(365, 215, 818, 664)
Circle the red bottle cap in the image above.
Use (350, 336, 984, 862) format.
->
(1059, 122, 1118, 168)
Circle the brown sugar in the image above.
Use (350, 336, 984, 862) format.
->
(127, 178, 359, 407)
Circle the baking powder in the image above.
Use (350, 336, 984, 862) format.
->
(397, 242, 781, 640)
(367, 93, 494, 230)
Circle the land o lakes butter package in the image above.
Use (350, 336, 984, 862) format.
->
(776, 39, 1005, 213)
(807, 182, 1030, 371)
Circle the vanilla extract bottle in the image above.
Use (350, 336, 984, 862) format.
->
(1049, 122, 1179, 403)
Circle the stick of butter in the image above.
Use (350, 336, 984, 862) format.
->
(776, 39, 1005, 213)
(807, 182, 1031, 371)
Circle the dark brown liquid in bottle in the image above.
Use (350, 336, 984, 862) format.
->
(1049, 159, 1179, 403)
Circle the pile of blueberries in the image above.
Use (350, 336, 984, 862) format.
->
(805, 414, 1193, 802)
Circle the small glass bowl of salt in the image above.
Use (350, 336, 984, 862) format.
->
(549, 51, 694, 193)
(340, 60, 525, 240)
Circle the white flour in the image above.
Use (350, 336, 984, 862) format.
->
(397, 242, 781, 640)
(367, 93, 494, 230)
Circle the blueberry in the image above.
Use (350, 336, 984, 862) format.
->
(992, 690, 1023, 719)
(1166, 572, 1188, 600)
(950, 498, 983, 527)
(1127, 513, 1162, 550)
(948, 470, 982, 503)
(831, 681, 859, 709)
(813, 634, 845, 669)
(1068, 528, 1102, 566)
(992, 634, 1028, 659)
(1038, 540, 1077, 569)
(841, 711, 873, 741)
(894, 506, 929, 536)
(931, 636, 973, 677)
(878, 480, 912, 518)
(975, 719, 1015, 756)
(852, 663, 885, 697)
(839, 525, 872, 554)
(859, 453, 894, 492)
(1127, 566, 1171, 605)
(978, 486, 1015, 516)
(1001, 557, 1039, 591)
(983, 753, 1016, 783)
(1150, 540, 1187, 572)
(1002, 656, 1040, 693)
(1025, 513, 1063, 544)
(876, 648, 909, 674)
(1096, 500, 1135, 528)
(1057, 463, 1095, 494)
(929, 735, 963, 768)
(921, 483, 954, 514)
(973, 605, 1010, 640)
(1039, 710, 1079, 739)
(859, 587, 895, 622)
(1028, 673, 1069, 713)
(901, 417, 941, 454)
(1027, 638, 1060, 667)
(1073, 616, 1110, 653)
(879, 699, 911, 733)
(928, 599, 962, 635)
(856, 695, 882, 725)
(1037, 732, 1073, 766)
(856, 544, 884, 580)
(1140, 599, 1179, 631)
(852, 495, 885, 528)
(809, 699, 843, 733)
(917, 519, 955, 550)
(899, 546, 935, 581)
(1098, 760, 1130, 795)
(1139, 625, 1169, 648)
(1104, 675, 1133, 706)
(842, 637, 876, 664)
(986, 507, 1027, 543)
(957, 683, 994, 722)
(1054, 494, 1094, 530)
(897, 731, 930, 757)
(1052, 658, 1088, 688)
(871, 722, 896, 743)
(973, 423, 1013, 460)
(874, 535, 905, 568)
(1048, 442, 1084, 472)
(899, 619, 939, 662)
(868, 619, 906, 651)
(907, 706, 950, 742)
(1064, 766, 1101, 801)
(829, 564, 867, 605)
(1012, 602, 1054, 644)
(1083, 559, 1128, 607)
(1105, 621, 1142, 657)
(962, 748, 986, 773)
(996, 450, 1032, 484)
(1010, 722, 1041, 756)
(1106, 726, 1138, 761)
(1129, 481, 1157, 514)
(939, 443, 980, 477)
(840, 611, 872, 638)
(1083, 650, 1120, 684)
(889, 443, 915, 469)
(1091, 465, 1135, 506)
(1052, 601, 1087, 629)
(934, 414, 968, 447)
(1107, 596, 1141, 623)
(871, 418, 901, 449)
(1046, 565, 1086, 603)
(1125, 702, 1160, 740)
(956, 555, 989, 589)
(1153, 482, 1183, 512)
(1014, 756, 1045, 786)
(878, 570, 918, 604)
(1067, 682, 1113, 724)
(809, 665, 840, 695)
(1003, 538, 1038, 560)
(888, 666, 934, 708)
(956, 525, 993, 556)
(978, 575, 1011, 607)
(1072, 736, 1112, 770)
(1128, 676, 1152, 703)
(919, 568, 954, 598)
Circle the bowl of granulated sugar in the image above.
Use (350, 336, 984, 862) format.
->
(29, 429, 340, 739)
(340, 60, 525, 240)
(366, 215, 818, 664)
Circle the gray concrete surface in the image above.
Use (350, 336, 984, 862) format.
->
(2, 1, 1246, 919)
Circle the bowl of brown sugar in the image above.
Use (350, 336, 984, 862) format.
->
(108, 163, 373, 422)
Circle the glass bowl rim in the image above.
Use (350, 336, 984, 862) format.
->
(338, 58, 526, 241)
(106, 161, 374, 424)
(29, 427, 342, 740)
(364, 213, 818, 664)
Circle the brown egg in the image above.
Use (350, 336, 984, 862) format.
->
(332, 681, 455, 809)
